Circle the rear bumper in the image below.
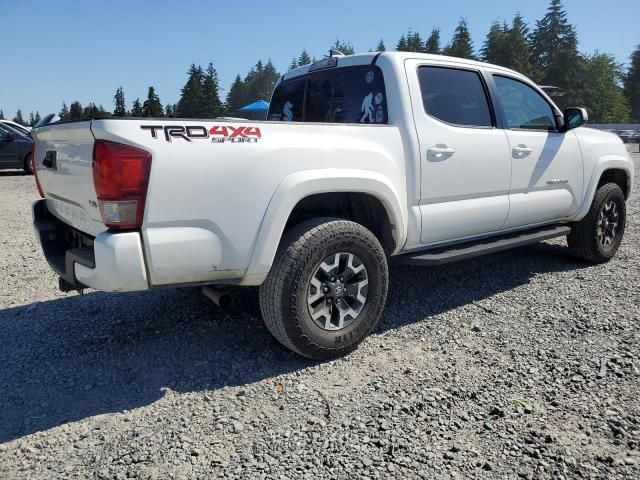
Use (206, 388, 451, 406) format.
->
(32, 199, 149, 292)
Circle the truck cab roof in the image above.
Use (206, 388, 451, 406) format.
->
(282, 51, 528, 83)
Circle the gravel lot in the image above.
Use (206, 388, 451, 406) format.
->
(1, 149, 639, 479)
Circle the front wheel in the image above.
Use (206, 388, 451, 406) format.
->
(567, 182, 626, 263)
(259, 218, 388, 360)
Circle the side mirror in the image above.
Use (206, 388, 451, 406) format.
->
(563, 107, 588, 131)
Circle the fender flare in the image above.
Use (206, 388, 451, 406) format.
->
(574, 156, 634, 220)
(240, 169, 407, 285)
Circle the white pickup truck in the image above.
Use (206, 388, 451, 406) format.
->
(31, 52, 633, 359)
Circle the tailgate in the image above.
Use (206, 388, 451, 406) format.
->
(32, 121, 105, 236)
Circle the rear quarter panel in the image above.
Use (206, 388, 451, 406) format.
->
(92, 120, 406, 286)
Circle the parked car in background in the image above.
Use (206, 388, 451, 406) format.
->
(617, 130, 640, 143)
(0, 123, 34, 173)
(0, 120, 31, 136)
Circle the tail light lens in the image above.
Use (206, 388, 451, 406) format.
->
(32, 144, 44, 198)
(92, 140, 152, 229)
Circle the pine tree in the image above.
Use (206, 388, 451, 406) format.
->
(531, 0, 583, 106)
(298, 50, 312, 66)
(0, 110, 4, 120)
(83, 103, 100, 118)
(376, 39, 386, 52)
(504, 14, 535, 79)
(131, 98, 143, 117)
(424, 29, 441, 54)
(245, 60, 280, 102)
(96, 105, 109, 118)
(177, 64, 204, 117)
(226, 75, 247, 113)
(407, 31, 424, 52)
(396, 34, 408, 51)
(289, 58, 298, 70)
(13, 109, 25, 125)
(531, 0, 577, 70)
(482, 21, 509, 65)
(34, 111, 41, 125)
(624, 44, 640, 121)
(142, 87, 163, 117)
(69, 101, 83, 120)
(582, 53, 630, 122)
(113, 86, 127, 117)
(444, 19, 476, 60)
(202, 63, 223, 118)
(59, 102, 69, 120)
(165, 104, 176, 117)
(29, 112, 35, 127)
(331, 39, 354, 55)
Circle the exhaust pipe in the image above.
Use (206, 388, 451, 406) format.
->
(201, 286, 234, 308)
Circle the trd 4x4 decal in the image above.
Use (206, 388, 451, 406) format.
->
(141, 125, 262, 143)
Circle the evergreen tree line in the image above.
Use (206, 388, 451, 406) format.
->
(4, 0, 640, 124)
(0, 109, 42, 127)
(384, 0, 638, 122)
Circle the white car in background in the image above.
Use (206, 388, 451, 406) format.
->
(0, 120, 31, 135)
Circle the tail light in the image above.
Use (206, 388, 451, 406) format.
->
(32, 144, 45, 198)
(92, 140, 152, 229)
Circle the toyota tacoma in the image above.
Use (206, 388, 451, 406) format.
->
(31, 52, 634, 359)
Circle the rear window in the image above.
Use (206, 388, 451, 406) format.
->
(417, 66, 493, 128)
(268, 77, 305, 122)
(268, 65, 388, 124)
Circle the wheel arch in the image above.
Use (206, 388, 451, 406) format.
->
(240, 169, 407, 285)
(575, 157, 634, 221)
(597, 168, 631, 199)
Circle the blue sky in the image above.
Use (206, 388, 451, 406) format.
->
(2, 0, 638, 118)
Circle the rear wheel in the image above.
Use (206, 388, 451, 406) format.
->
(567, 182, 626, 263)
(24, 153, 33, 175)
(259, 218, 388, 360)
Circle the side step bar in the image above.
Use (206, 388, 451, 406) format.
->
(396, 225, 571, 266)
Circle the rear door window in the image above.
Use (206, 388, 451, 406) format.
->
(417, 66, 493, 128)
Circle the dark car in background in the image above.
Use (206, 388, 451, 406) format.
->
(617, 130, 640, 143)
(0, 120, 31, 136)
(0, 123, 33, 174)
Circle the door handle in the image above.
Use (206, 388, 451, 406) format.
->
(512, 144, 533, 156)
(427, 144, 456, 159)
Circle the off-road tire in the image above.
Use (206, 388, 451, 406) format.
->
(259, 217, 388, 360)
(567, 182, 626, 263)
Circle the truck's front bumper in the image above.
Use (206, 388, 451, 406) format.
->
(33, 199, 149, 292)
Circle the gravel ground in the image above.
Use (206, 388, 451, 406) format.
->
(1, 149, 639, 479)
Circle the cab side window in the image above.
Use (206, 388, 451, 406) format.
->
(493, 75, 557, 131)
(417, 66, 493, 128)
